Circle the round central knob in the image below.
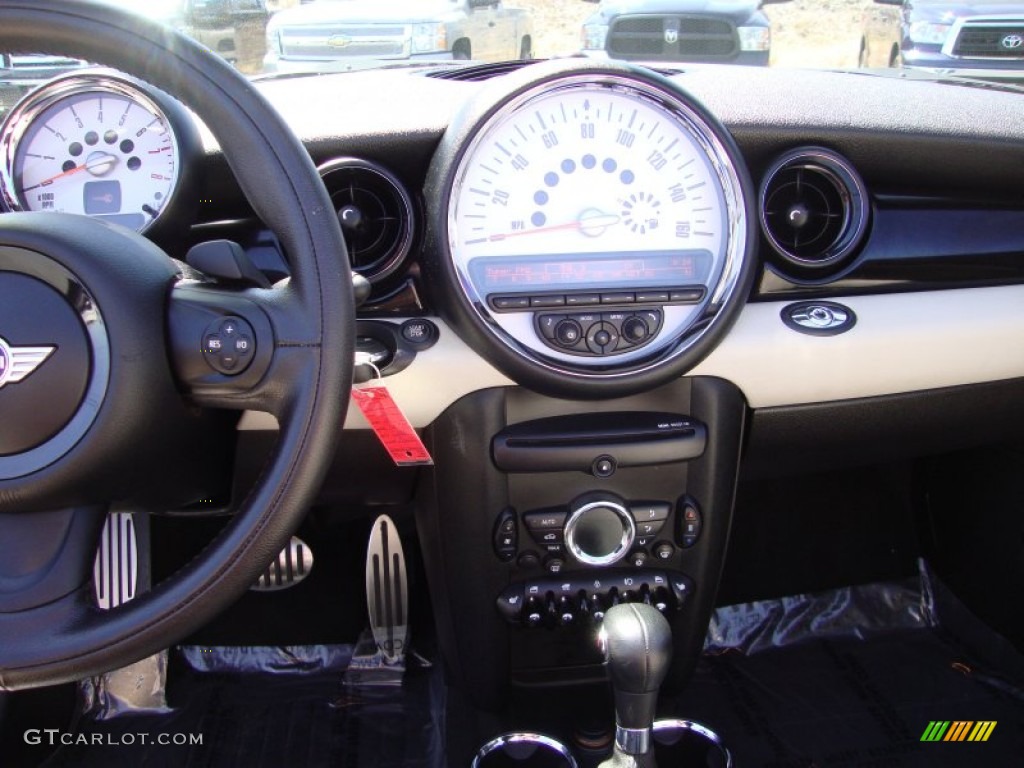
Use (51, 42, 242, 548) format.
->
(565, 497, 635, 566)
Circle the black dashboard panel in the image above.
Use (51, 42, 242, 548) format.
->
(175, 65, 1024, 311)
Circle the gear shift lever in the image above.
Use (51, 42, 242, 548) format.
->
(598, 603, 672, 766)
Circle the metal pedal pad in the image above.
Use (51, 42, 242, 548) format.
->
(251, 535, 314, 591)
(93, 511, 138, 610)
(366, 515, 408, 662)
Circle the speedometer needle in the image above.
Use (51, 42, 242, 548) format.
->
(21, 151, 119, 193)
(489, 210, 621, 241)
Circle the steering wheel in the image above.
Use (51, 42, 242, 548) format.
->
(0, 1, 353, 688)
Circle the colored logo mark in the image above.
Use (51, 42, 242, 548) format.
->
(920, 721, 996, 742)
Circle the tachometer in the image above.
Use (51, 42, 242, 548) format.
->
(0, 72, 187, 234)
(432, 63, 754, 397)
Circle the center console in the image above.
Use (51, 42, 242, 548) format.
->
(415, 377, 744, 712)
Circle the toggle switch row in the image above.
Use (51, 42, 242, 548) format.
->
(496, 570, 694, 629)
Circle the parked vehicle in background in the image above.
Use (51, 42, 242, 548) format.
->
(264, 0, 534, 71)
(580, 0, 789, 65)
(861, 0, 1024, 81)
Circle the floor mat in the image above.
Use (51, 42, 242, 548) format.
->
(667, 564, 1024, 768)
(41, 652, 445, 768)
(671, 628, 1024, 767)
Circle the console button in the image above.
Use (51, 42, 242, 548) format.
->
(544, 557, 565, 574)
(531, 529, 564, 547)
(585, 321, 620, 355)
(555, 319, 583, 347)
(492, 509, 518, 562)
(492, 295, 530, 310)
(678, 501, 702, 547)
(601, 292, 634, 304)
(621, 316, 650, 343)
(531, 295, 566, 308)
(536, 314, 561, 340)
(566, 293, 601, 306)
(635, 291, 669, 304)
(523, 510, 568, 531)
(636, 520, 665, 538)
(631, 502, 671, 523)
(517, 551, 540, 570)
(669, 288, 706, 303)
(653, 541, 675, 561)
(629, 550, 649, 568)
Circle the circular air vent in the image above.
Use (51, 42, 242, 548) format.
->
(759, 148, 869, 271)
(318, 158, 415, 283)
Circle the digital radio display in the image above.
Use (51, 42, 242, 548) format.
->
(471, 251, 712, 292)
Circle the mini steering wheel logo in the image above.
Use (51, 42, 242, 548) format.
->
(0, 336, 56, 391)
(1001, 34, 1024, 50)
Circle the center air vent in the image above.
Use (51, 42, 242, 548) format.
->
(759, 148, 869, 271)
(318, 158, 415, 283)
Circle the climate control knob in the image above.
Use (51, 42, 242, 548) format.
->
(564, 494, 636, 566)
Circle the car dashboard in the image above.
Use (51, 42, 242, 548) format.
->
(3, 47, 1024, 765)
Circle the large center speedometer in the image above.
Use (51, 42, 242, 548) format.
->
(430, 63, 754, 397)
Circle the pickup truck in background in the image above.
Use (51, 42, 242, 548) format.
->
(265, 0, 534, 71)
(581, 0, 789, 66)
(861, 0, 1024, 82)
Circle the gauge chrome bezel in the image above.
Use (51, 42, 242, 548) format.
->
(445, 72, 749, 377)
(0, 71, 183, 234)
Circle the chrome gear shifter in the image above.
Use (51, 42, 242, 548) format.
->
(598, 603, 673, 767)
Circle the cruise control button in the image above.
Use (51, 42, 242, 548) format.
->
(235, 335, 253, 356)
(204, 334, 223, 352)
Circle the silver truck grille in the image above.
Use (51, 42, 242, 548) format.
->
(281, 25, 408, 58)
(608, 15, 737, 60)
(950, 18, 1024, 58)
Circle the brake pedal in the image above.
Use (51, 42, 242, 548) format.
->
(93, 511, 138, 610)
(366, 514, 408, 662)
(250, 535, 314, 591)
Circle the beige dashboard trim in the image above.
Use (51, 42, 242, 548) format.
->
(237, 285, 1024, 430)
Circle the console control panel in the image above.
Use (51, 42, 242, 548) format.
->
(496, 570, 694, 628)
(535, 309, 664, 357)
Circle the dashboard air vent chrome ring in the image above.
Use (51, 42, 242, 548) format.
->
(318, 157, 415, 283)
(759, 147, 869, 270)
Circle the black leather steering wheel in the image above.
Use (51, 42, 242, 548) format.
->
(0, 0, 353, 688)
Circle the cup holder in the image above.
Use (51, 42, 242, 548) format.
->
(653, 719, 733, 768)
(472, 733, 578, 768)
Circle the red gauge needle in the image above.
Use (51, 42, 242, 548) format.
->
(489, 211, 620, 241)
(21, 152, 119, 193)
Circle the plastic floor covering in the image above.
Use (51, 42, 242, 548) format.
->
(34, 563, 1024, 768)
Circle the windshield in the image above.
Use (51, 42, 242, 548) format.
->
(3, 0, 1024, 106)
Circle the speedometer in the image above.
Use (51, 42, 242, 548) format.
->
(0, 72, 188, 234)
(432, 63, 754, 396)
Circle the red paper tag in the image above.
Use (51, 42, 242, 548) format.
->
(351, 386, 433, 466)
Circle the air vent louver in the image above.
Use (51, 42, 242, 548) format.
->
(760, 148, 869, 271)
(318, 158, 415, 283)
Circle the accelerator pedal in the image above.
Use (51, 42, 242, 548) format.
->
(366, 514, 408, 662)
(93, 511, 138, 610)
(250, 535, 314, 591)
